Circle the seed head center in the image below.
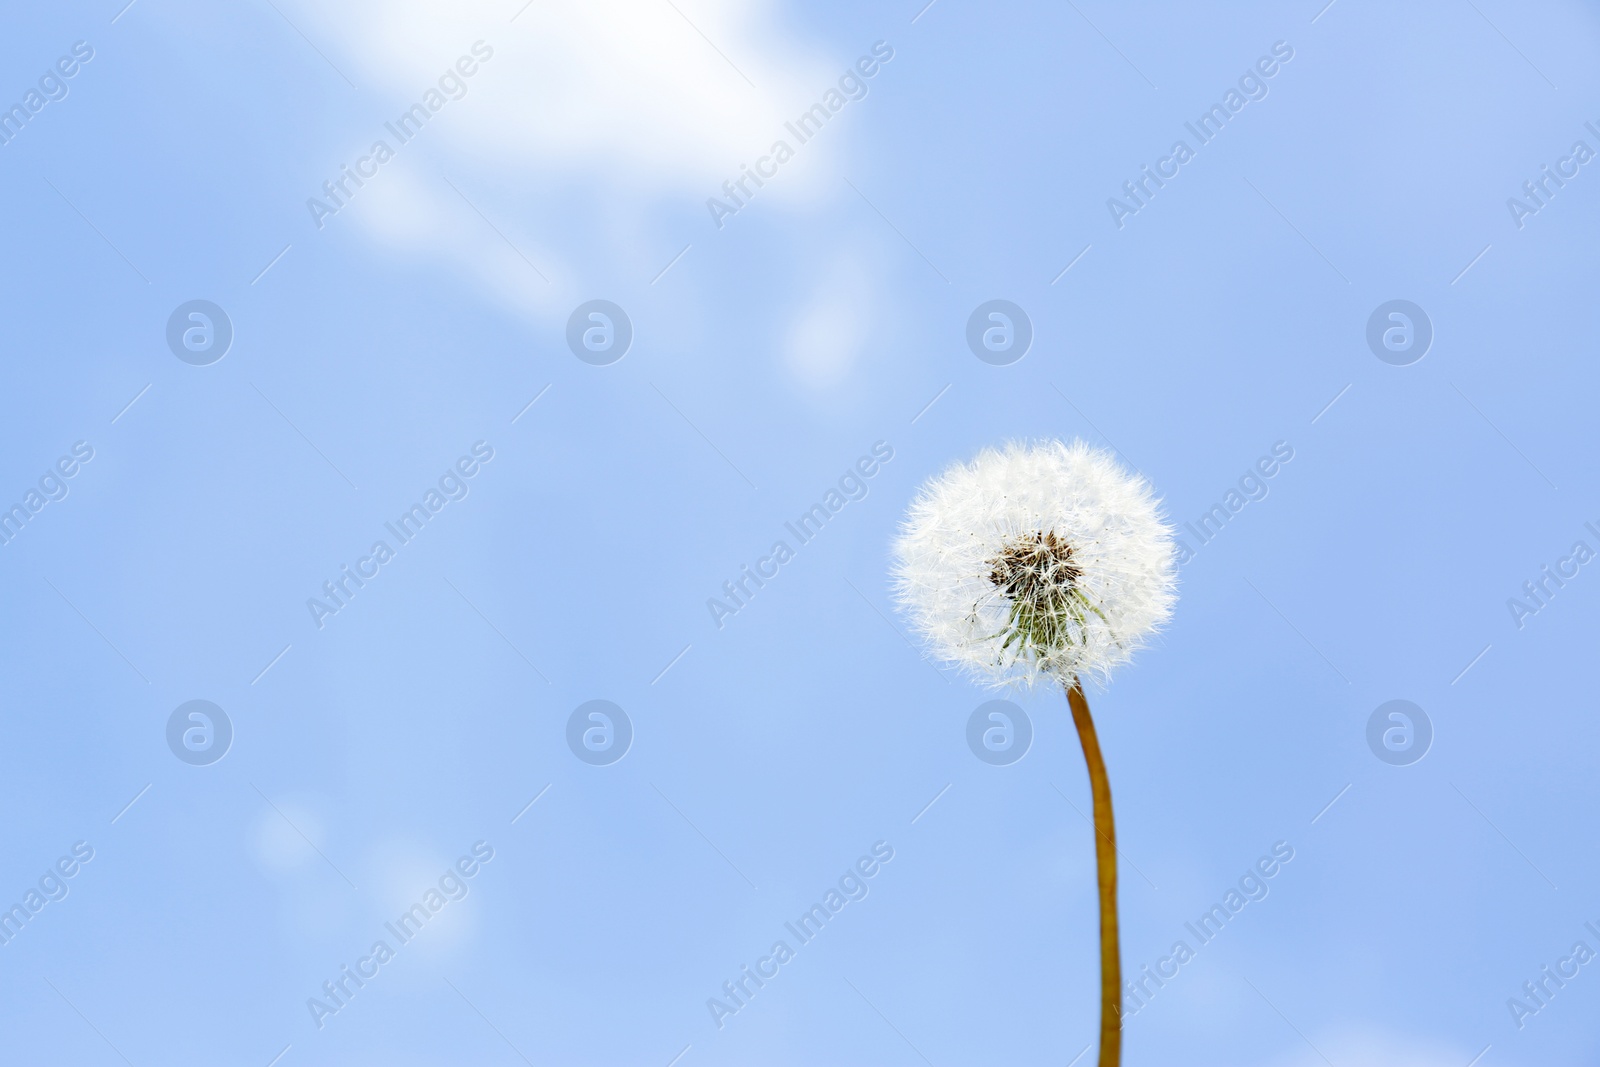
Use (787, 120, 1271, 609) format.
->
(988, 530, 1080, 601)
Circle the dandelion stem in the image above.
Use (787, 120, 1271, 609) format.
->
(1068, 679, 1120, 1067)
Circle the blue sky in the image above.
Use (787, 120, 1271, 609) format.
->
(2, 1, 1599, 1064)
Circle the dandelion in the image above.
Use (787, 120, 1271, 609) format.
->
(893, 439, 1177, 1066)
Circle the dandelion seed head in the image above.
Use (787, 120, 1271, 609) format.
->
(892, 439, 1177, 689)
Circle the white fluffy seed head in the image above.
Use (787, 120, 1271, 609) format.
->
(892, 439, 1177, 690)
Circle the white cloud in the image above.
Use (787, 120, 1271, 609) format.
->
(1252, 1027, 1489, 1067)
(317, 0, 823, 184)
(253, 797, 325, 871)
(784, 250, 879, 389)
(292, 0, 849, 313)
(360, 836, 484, 957)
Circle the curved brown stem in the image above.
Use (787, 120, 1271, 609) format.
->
(1068, 680, 1121, 1067)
